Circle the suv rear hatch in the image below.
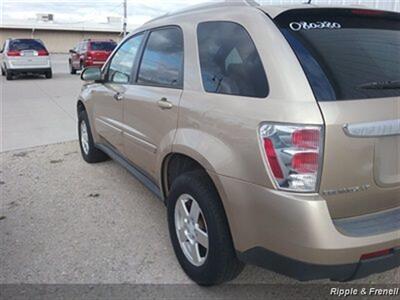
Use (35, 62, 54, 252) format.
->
(275, 8, 400, 218)
(88, 41, 116, 61)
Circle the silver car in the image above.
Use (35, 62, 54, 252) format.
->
(0, 38, 52, 80)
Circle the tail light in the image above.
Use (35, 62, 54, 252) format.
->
(260, 123, 324, 192)
(87, 51, 95, 60)
(37, 49, 49, 56)
(7, 51, 21, 56)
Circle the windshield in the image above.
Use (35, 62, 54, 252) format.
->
(9, 39, 46, 51)
(89, 41, 116, 51)
(275, 9, 400, 101)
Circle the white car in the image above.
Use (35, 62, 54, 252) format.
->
(1, 38, 52, 80)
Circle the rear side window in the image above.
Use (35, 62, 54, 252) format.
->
(89, 41, 116, 51)
(275, 9, 400, 101)
(197, 21, 268, 98)
(9, 39, 46, 51)
(137, 27, 184, 89)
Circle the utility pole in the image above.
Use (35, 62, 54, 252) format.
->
(123, 0, 127, 37)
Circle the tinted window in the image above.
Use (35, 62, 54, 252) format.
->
(108, 34, 144, 84)
(137, 27, 184, 88)
(9, 39, 46, 51)
(90, 41, 117, 51)
(275, 9, 400, 101)
(197, 22, 268, 98)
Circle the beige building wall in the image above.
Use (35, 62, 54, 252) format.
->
(0, 28, 123, 53)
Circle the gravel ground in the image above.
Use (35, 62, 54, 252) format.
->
(0, 141, 398, 297)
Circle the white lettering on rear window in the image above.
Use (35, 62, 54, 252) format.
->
(289, 21, 342, 31)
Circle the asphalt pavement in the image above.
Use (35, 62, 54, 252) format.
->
(0, 54, 80, 152)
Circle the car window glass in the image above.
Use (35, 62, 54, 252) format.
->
(9, 39, 46, 51)
(137, 27, 184, 89)
(108, 33, 144, 84)
(275, 9, 400, 101)
(197, 21, 268, 98)
(90, 41, 116, 51)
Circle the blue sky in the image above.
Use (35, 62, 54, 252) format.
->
(1, 0, 398, 30)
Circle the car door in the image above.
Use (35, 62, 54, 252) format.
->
(122, 26, 184, 178)
(91, 33, 145, 152)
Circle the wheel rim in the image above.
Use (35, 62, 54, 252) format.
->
(174, 194, 209, 266)
(80, 120, 89, 155)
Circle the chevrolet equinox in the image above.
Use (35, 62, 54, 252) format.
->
(76, 2, 400, 285)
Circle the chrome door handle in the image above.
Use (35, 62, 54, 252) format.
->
(157, 97, 173, 109)
(114, 93, 123, 101)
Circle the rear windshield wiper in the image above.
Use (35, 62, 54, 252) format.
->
(357, 80, 400, 90)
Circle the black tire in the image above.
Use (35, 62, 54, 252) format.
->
(1, 66, 5, 76)
(78, 110, 108, 163)
(45, 69, 52, 79)
(167, 170, 244, 286)
(6, 69, 13, 80)
(80, 61, 84, 71)
(69, 61, 76, 75)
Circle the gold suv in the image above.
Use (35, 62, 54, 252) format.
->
(77, 2, 400, 285)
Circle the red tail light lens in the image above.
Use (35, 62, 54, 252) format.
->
(37, 49, 49, 56)
(260, 124, 323, 192)
(351, 9, 385, 16)
(292, 152, 319, 173)
(7, 51, 21, 56)
(361, 249, 392, 260)
(263, 138, 284, 179)
(292, 129, 320, 149)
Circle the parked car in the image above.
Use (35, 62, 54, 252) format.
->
(76, 2, 400, 286)
(0, 38, 52, 80)
(68, 39, 117, 74)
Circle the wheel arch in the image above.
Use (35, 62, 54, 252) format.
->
(160, 150, 238, 250)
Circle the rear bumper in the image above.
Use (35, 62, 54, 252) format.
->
(85, 60, 106, 67)
(237, 246, 400, 281)
(211, 173, 400, 280)
(7, 68, 51, 74)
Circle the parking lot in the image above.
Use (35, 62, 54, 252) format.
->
(0, 55, 398, 295)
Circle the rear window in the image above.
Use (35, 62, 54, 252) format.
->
(89, 41, 117, 51)
(275, 9, 400, 101)
(9, 39, 46, 51)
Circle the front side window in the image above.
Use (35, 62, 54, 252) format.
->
(137, 27, 184, 89)
(197, 21, 268, 98)
(108, 33, 144, 84)
(275, 9, 400, 101)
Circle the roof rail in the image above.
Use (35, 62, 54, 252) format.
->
(146, 0, 260, 25)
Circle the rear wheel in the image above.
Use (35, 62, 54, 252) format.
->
(1, 66, 5, 76)
(167, 170, 244, 285)
(45, 69, 52, 79)
(78, 110, 108, 163)
(69, 61, 76, 75)
(5, 69, 13, 80)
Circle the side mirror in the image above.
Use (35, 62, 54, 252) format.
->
(81, 67, 102, 82)
(69, 49, 76, 54)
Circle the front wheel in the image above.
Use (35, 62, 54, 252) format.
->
(167, 170, 244, 286)
(78, 110, 108, 163)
